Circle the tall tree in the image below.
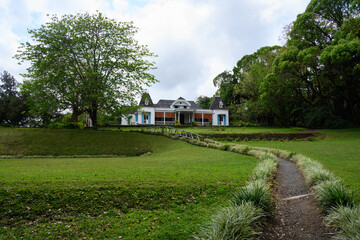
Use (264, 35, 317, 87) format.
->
(16, 12, 157, 128)
(0, 71, 28, 126)
(196, 95, 212, 109)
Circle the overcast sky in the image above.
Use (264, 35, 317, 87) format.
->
(0, 0, 309, 102)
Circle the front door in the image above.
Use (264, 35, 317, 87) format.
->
(180, 113, 185, 124)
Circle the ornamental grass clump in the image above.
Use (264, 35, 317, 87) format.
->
(251, 156, 278, 181)
(314, 179, 355, 210)
(305, 167, 335, 186)
(326, 205, 360, 240)
(194, 202, 264, 240)
(231, 180, 274, 213)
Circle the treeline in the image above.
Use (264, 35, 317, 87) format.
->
(211, 0, 360, 128)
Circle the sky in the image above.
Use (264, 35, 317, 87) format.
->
(0, 0, 310, 103)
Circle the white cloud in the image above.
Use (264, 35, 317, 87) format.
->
(0, 0, 310, 102)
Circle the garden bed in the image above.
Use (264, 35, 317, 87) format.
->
(202, 132, 320, 141)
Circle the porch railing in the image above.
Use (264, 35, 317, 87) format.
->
(143, 126, 205, 142)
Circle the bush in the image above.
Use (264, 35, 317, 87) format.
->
(194, 203, 264, 240)
(251, 156, 278, 181)
(314, 180, 355, 210)
(326, 205, 360, 240)
(231, 180, 274, 213)
(46, 122, 82, 129)
(226, 136, 233, 142)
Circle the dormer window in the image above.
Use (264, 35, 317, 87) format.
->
(219, 101, 223, 109)
(145, 100, 149, 106)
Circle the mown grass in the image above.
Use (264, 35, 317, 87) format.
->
(0, 129, 259, 239)
(0, 128, 172, 156)
(242, 128, 360, 201)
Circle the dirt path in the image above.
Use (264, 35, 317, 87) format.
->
(259, 157, 333, 240)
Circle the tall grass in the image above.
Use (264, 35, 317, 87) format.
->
(249, 146, 360, 239)
(194, 150, 278, 239)
(231, 180, 274, 213)
(326, 205, 360, 240)
(194, 203, 264, 240)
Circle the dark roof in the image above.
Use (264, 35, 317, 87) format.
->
(139, 92, 154, 107)
(177, 97, 185, 100)
(210, 96, 229, 110)
(154, 99, 203, 109)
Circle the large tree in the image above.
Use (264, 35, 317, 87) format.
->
(0, 71, 29, 126)
(16, 12, 157, 128)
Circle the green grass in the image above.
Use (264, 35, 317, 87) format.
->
(240, 129, 360, 201)
(0, 128, 173, 156)
(0, 129, 259, 239)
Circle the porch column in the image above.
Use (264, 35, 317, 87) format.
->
(202, 113, 204, 126)
(163, 112, 165, 125)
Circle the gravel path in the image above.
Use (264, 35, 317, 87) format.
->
(259, 157, 333, 239)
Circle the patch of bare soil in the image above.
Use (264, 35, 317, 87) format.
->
(258, 157, 334, 240)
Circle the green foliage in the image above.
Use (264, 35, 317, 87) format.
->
(195, 203, 264, 240)
(16, 12, 157, 128)
(326, 205, 360, 240)
(212, 0, 360, 127)
(0, 71, 29, 126)
(314, 180, 355, 210)
(231, 180, 274, 213)
(196, 95, 213, 109)
(46, 122, 83, 129)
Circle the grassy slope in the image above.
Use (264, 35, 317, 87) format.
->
(0, 128, 172, 156)
(0, 129, 259, 239)
(242, 129, 360, 201)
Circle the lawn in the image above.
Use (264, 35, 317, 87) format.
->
(0, 129, 259, 239)
(0, 128, 172, 156)
(240, 128, 360, 201)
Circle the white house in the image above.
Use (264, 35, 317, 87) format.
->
(121, 93, 229, 126)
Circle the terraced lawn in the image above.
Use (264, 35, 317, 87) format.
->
(0, 129, 258, 239)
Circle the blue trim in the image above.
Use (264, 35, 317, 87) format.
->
(217, 115, 220, 125)
(149, 113, 151, 124)
(127, 117, 131, 124)
(135, 114, 138, 123)
(142, 114, 144, 124)
(224, 115, 226, 126)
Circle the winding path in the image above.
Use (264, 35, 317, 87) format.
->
(259, 157, 333, 239)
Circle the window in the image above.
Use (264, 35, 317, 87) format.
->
(145, 99, 149, 105)
(183, 106, 187, 109)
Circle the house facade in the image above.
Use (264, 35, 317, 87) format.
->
(121, 93, 229, 126)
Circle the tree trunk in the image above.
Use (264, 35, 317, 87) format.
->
(89, 104, 98, 130)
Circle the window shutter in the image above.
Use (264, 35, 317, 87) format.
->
(142, 114, 144, 124)
(135, 114, 138, 122)
(149, 113, 151, 124)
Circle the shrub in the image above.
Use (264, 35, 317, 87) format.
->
(288, 152, 296, 160)
(194, 202, 264, 240)
(251, 157, 278, 181)
(326, 205, 360, 240)
(242, 147, 250, 155)
(243, 137, 249, 142)
(305, 168, 335, 186)
(47, 122, 82, 129)
(226, 136, 233, 142)
(314, 180, 355, 210)
(219, 144, 230, 151)
(231, 180, 274, 213)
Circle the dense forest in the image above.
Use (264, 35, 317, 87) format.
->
(209, 0, 360, 128)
